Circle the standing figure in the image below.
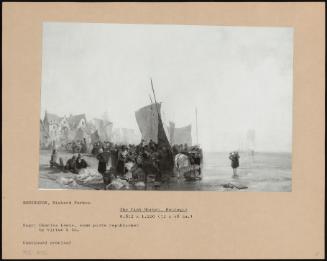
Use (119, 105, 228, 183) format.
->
(151, 149, 162, 182)
(81, 138, 87, 153)
(110, 145, 119, 175)
(229, 151, 240, 177)
(117, 146, 128, 176)
(76, 154, 88, 169)
(50, 149, 58, 168)
(97, 148, 107, 188)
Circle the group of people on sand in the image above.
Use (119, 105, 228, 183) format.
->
(172, 143, 203, 165)
(95, 139, 172, 186)
(50, 140, 241, 186)
(65, 138, 88, 154)
(50, 149, 88, 174)
(93, 139, 204, 187)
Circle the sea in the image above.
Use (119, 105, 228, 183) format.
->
(39, 150, 291, 192)
(163, 151, 291, 191)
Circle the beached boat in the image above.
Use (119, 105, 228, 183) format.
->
(134, 80, 174, 174)
(174, 108, 203, 181)
(135, 79, 203, 181)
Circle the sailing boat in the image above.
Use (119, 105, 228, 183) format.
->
(172, 107, 202, 181)
(168, 122, 192, 146)
(167, 107, 197, 146)
(134, 79, 174, 173)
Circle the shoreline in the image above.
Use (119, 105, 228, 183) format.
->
(39, 150, 291, 192)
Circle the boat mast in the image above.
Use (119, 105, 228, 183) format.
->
(150, 78, 173, 153)
(149, 95, 154, 140)
(149, 79, 174, 174)
(150, 78, 161, 120)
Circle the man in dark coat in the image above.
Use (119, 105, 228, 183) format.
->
(110, 145, 119, 175)
(229, 151, 240, 177)
(97, 148, 107, 174)
(65, 155, 78, 174)
(117, 146, 128, 176)
(97, 148, 108, 188)
(76, 154, 88, 169)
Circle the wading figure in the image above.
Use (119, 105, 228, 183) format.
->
(229, 151, 240, 177)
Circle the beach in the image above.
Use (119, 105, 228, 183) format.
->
(39, 150, 291, 192)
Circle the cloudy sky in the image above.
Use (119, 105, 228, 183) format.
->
(41, 22, 293, 152)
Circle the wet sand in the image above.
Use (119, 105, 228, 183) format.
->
(39, 150, 291, 192)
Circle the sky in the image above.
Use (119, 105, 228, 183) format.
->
(41, 22, 293, 152)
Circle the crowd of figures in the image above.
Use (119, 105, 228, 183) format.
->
(49, 139, 203, 188)
(64, 139, 88, 154)
(50, 151, 88, 174)
(94, 139, 204, 184)
(48, 139, 247, 191)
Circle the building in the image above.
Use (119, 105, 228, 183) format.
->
(93, 118, 113, 141)
(43, 111, 70, 146)
(42, 112, 89, 147)
(68, 114, 87, 130)
(40, 119, 50, 148)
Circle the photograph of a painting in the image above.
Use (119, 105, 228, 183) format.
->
(39, 22, 293, 191)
